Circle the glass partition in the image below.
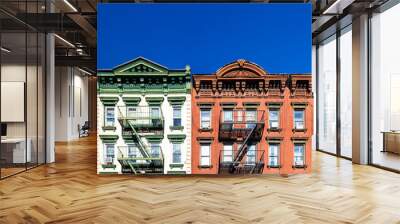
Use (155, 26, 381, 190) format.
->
(339, 26, 352, 158)
(317, 35, 337, 155)
(0, 1, 46, 179)
(1, 31, 28, 177)
(370, 3, 400, 171)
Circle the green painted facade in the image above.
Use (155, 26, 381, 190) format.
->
(97, 57, 191, 94)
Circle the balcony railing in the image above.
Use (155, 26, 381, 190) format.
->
(218, 150, 265, 174)
(117, 106, 164, 129)
(219, 110, 265, 140)
(118, 146, 163, 161)
(118, 146, 164, 174)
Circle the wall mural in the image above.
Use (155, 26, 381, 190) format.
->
(97, 4, 312, 175)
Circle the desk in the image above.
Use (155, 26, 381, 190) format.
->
(382, 131, 400, 154)
(1, 138, 31, 163)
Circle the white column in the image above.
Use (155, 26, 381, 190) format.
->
(352, 14, 369, 164)
(46, 32, 55, 163)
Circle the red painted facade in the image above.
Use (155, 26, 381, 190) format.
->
(191, 59, 313, 175)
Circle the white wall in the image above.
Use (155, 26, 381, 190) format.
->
(55, 67, 89, 141)
(97, 93, 192, 174)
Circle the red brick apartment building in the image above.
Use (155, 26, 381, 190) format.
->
(191, 59, 313, 175)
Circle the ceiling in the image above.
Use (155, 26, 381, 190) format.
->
(0, 0, 391, 72)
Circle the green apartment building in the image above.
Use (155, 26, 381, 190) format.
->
(97, 57, 192, 174)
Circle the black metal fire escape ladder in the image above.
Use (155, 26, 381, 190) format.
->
(232, 124, 258, 166)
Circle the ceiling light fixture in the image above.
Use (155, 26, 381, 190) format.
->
(63, 0, 78, 12)
(54, 34, 75, 48)
(1, 47, 11, 53)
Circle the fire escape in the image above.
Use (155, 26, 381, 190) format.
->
(117, 106, 164, 174)
(218, 110, 265, 174)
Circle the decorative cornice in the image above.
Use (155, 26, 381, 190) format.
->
(145, 97, 164, 106)
(167, 96, 186, 105)
(266, 102, 283, 108)
(167, 134, 186, 143)
(219, 102, 237, 108)
(243, 102, 260, 108)
(291, 102, 308, 109)
(100, 97, 119, 106)
(266, 137, 284, 143)
(99, 135, 119, 143)
(145, 135, 164, 143)
(290, 137, 309, 143)
(196, 137, 214, 143)
(122, 97, 141, 106)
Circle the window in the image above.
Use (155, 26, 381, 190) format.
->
(151, 107, 161, 126)
(294, 144, 305, 166)
(317, 35, 337, 154)
(200, 109, 211, 129)
(150, 144, 160, 158)
(246, 110, 257, 129)
(223, 144, 233, 162)
(340, 26, 353, 158)
(237, 111, 243, 122)
(269, 109, 280, 129)
(294, 110, 305, 129)
(173, 106, 182, 127)
(371, 6, 400, 170)
(128, 144, 139, 157)
(200, 144, 211, 166)
(104, 144, 115, 164)
(173, 144, 182, 163)
(246, 145, 256, 164)
(127, 106, 137, 118)
(151, 107, 160, 118)
(105, 107, 115, 126)
(268, 144, 280, 167)
(223, 110, 233, 122)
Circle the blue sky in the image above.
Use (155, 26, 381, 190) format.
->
(98, 4, 311, 74)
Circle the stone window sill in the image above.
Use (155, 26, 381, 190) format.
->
(292, 165, 307, 169)
(170, 163, 184, 168)
(101, 164, 117, 169)
(102, 126, 117, 131)
(292, 128, 307, 133)
(198, 165, 213, 169)
(198, 128, 213, 133)
(267, 165, 282, 168)
(170, 126, 184, 131)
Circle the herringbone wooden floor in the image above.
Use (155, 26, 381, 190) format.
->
(1, 135, 400, 224)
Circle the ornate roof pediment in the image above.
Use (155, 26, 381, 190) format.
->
(113, 57, 168, 75)
(216, 59, 267, 79)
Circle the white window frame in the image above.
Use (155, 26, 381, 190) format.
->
(294, 109, 305, 130)
(246, 110, 257, 129)
(150, 143, 160, 158)
(104, 106, 115, 127)
(223, 110, 233, 122)
(104, 143, 115, 164)
(246, 144, 256, 164)
(269, 109, 280, 129)
(173, 106, 182, 127)
(172, 143, 182, 163)
(268, 143, 280, 167)
(294, 144, 305, 166)
(127, 106, 137, 118)
(127, 143, 139, 157)
(200, 109, 211, 129)
(223, 144, 233, 162)
(200, 144, 211, 166)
